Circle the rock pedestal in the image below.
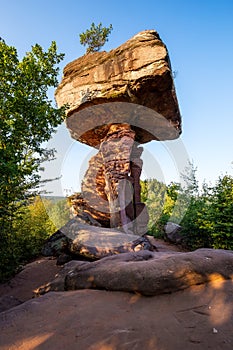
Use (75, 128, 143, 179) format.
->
(55, 30, 182, 238)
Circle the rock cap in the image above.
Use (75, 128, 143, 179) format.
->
(55, 30, 182, 146)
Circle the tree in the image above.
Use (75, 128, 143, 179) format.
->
(0, 39, 66, 279)
(141, 178, 167, 235)
(141, 167, 233, 250)
(0, 196, 58, 281)
(79, 22, 113, 54)
(209, 175, 233, 249)
(0, 39, 66, 212)
(13, 197, 57, 258)
(46, 197, 70, 229)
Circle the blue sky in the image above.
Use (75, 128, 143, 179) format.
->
(1, 0, 233, 196)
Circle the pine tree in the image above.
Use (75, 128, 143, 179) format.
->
(79, 22, 113, 53)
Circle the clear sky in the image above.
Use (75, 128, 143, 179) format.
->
(1, 0, 233, 196)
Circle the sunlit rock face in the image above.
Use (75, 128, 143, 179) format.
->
(55, 30, 181, 147)
(37, 248, 233, 295)
(55, 30, 182, 236)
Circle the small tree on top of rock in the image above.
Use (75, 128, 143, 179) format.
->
(79, 22, 113, 54)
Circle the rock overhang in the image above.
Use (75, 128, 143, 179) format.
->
(55, 29, 182, 147)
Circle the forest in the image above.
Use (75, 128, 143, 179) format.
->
(141, 171, 233, 251)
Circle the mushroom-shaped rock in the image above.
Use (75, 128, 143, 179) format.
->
(55, 30, 182, 147)
(55, 30, 182, 236)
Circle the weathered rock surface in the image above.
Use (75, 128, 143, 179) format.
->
(0, 257, 61, 312)
(37, 248, 233, 296)
(78, 152, 110, 226)
(2, 282, 233, 350)
(164, 221, 182, 243)
(55, 30, 181, 147)
(42, 217, 155, 260)
(1, 247, 232, 349)
(69, 192, 110, 227)
(0, 295, 21, 312)
(55, 30, 183, 234)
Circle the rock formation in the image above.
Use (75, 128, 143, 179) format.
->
(55, 30, 181, 144)
(164, 221, 182, 244)
(55, 29, 182, 241)
(42, 217, 156, 261)
(36, 248, 233, 296)
(2, 280, 233, 350)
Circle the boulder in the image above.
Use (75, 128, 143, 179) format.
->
(42, 216, 155, 261)
(55, 30, 181, 147)
(36, 248, 233, 296)
(41, 230, 70, 257)
(164, 221, 182, 243)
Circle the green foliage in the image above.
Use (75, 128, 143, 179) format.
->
(208, 175, 233, 249)
(0, 39, 66, 212)
(173, 162, 212, 249)
(0, 197, 54, 281)
(179, 194, 213, 249)
(45, 197, 70, 229)
(79, 22, 113, 54)
(141, 179, 167, 237)
(0, 196, 71, 281)
(14, 197, 57, 255)
(0, 39, 66, 280)
(140, 162, 233, 250)
(178, 168, 233, 250)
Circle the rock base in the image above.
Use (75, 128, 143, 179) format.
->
(37, 248, 233, 296)
(1, 282, 233, 350)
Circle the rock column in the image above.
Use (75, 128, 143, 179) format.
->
(130, 144, 149, 235)
(77, 123, 149, 235)
(100, 124, 135, 233)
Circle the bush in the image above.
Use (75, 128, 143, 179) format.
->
(141, 172, 233, 251)
(0, 196, 70, 281)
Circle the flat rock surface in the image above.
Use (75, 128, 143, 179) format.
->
(0, 257, 61, 311)
(1, 244, 232, 350)
(0, 239, 176, 311)
(1, 282, 232, 350)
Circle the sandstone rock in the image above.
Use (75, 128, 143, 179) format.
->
(35, 260, 86, 293)
(2, 283, 233, 350)
(56, 253, 73, 266)
(37, 249, 233, 296)
(54, 30, 183, 236)
(41, 230, 70, 257)
(80, 153, 110, 226)
(69, 193, 110, 227)
(0, 295, 22, 313)
(68, 224, 154, 259)
(164, 221, 182, 243)
(55, 30, 181, 147)
(42, 217, 155, 261)
(0, 257, 61, 310)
